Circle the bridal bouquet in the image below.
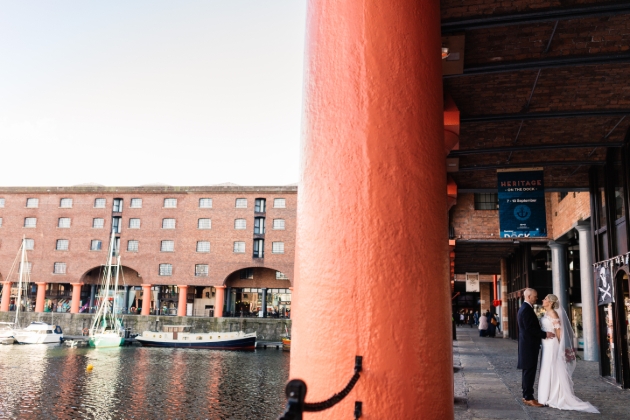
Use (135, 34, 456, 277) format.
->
(565, 347, 576, 362)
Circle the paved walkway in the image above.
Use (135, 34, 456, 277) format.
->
(453, 327, 630, 419)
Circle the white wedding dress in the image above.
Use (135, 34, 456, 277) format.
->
(538, 314, 599, 413)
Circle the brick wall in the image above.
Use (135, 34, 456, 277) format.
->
(549, 191, 591, 239)
(0, 186, 296, 288)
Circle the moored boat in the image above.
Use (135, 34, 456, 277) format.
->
(88, 230, 125, 348)
(14, 322, 63, 344)
(0, 322, 16, 339)
(282, 337, 291, 352)
(136, 325, 256, 350)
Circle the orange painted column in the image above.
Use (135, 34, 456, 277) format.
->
(141, 284, 152, 315)
(70, 283, 83, 314)
(0, 281, 12, 312)
(35, 282, 47, 313)
(214, 286, 225, 318)
(292, 1, 451, 418)
(177, 285, 188, 317)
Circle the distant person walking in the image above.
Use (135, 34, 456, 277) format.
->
(473, 311, 479, 326)
(468, 310, 474, 328)
(478, 313, 488, 337)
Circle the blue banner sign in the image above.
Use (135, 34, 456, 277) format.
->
(497, 169, 547, 238)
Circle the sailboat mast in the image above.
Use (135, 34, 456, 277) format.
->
(14, 236, 26, 325)
(90, 230, 116, 333)
(112, 253, 121, 315)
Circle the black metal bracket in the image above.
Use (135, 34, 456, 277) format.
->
(278, 356, 363, 420)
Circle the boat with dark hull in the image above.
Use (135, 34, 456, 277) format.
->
(136, 325, 256, 350)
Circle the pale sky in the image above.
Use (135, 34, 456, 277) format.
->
(0, 1, 306, 186)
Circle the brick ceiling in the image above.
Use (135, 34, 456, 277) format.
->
(442, 0, 630, 190)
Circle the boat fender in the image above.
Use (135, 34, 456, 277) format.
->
(86, 364, 94, 371)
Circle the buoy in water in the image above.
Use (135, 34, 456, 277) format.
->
(86, 364, 94, 371)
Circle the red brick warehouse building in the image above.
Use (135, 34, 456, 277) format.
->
(0, 185, 296, 318)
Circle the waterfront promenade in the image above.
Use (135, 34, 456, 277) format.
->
(454, 327, 629, 419)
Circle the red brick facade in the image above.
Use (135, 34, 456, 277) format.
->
(549, 191, 591, 239)
(0, 186, 296, 288)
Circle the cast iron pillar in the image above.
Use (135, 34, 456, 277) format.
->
(575, 223, 600, 361)
(291, 0, 451, 417)
(548, 241, 570, 315)
(261, 288, 268, 318)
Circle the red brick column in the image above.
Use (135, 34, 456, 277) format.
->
(177, 285, 188, 317)
(214, 286, 225, 318)
(141, 284, 152, 315)
(292, 0, 450, 417)
(0, 281, 12, 312)
(35, 282, 47, 313)
(70, 283, 83, 314)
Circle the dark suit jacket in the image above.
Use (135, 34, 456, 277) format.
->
(517, 302, 547, 369)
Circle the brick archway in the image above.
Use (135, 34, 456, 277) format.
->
(80, 265, 144, 286)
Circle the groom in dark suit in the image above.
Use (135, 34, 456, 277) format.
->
(517, 288, 555, 407)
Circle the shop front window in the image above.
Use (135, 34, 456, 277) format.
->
(604, 304, 616, 378)
(232, 288, 291, 318)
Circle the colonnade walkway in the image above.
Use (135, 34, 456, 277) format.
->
(453, 327, 629, 419)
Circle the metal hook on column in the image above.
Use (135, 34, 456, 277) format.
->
(278, 355, 363, 420)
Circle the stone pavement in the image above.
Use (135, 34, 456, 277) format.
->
(453, 327, 630, 419)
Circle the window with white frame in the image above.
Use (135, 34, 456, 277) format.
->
(199, 198, 212, 208)
(56, 239, 69, 251)
(0, 198, 5, 207)
(276, 271, 289, 280)
(163, 198, 177, 208)
(235, 198, 247, 208)
(60, 198, 73, 208)
(24, 238, 35, 250)
(94, 198, 106, 208)
(24, 217, 37, 228)
(129, 218, 141, 229)
(195, 264, 209, 277)
(272, 242, 285, 254)
(274, 198, 286, 208)
(234, 219, 246, 229)
(196, 241, 210, 252)
(233, 241, 245, 253)
(161, 240, 174, 252)
(162, 218, 176, 229)
(58, 217, 71, 228)
(92, 218, 104, 229)
(19, 262, 32, 274)
(54, 262, 67, 274)
(198, 218, 211, 229)
(273, 219, 285, 230)
(127, 240, 139, 252)
(26, 198, 39, 208)
(130, 198, 142, 208)
(90, 240, 102, 251)
(159, 263, 173, 276)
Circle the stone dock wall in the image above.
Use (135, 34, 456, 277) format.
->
(0, 312, 292, 341)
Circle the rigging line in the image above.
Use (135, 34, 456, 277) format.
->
(543, 21, 559, 54)
(508, 69, 542, 163)
(588, 115, 627, 157)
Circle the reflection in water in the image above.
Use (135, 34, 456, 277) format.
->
(0, 345, 289, 419)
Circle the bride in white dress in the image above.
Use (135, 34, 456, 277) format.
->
(538, 294, 599, 413)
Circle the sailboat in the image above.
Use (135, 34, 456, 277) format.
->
(10, 236, 64, 344)
(88, 230, 125, 348)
